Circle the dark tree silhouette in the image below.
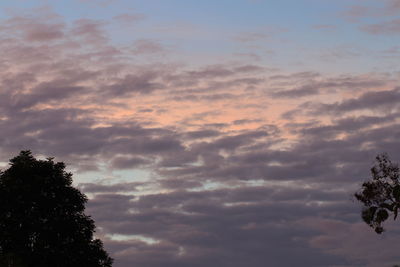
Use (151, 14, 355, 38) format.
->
(355, 153, 400, 234)
(0, 151, 113, 267)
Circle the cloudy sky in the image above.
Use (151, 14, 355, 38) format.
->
(1, 0, 400, 266)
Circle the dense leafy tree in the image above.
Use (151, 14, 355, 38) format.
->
(355, 153, 400, 234)
(0, 151, 113, 267)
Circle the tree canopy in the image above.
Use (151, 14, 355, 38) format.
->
(355, 153, 400, 234)
(0, 151, 113, 267)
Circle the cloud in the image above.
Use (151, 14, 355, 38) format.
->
(5, 17, 65, 42)
(184, 130, 221, 139)
(342, 5, 372, 20)
(85, 186, 354, 267)
(71, 18, 108, 43)
(303, 218, 400, 267)
(270, 74, 387, 98)
(102, 72, 164, 96)
(312, 87, 400, 115)
(110, 156, 152, 169)
(1, 8, 400, 267)
(361, 19, 400, 35)
(296, 114, 398, 139)
(113, 13, 146, 24)
(233, 27, 286, 43)
(385, 0, 400, 14)
(343, 0, 400, 19)
(313, 24, 337, 31)
(0, 7, 65, 42)
(17, 87, 395, 266)
(271, 85, 320, 98)
(79, 182, 140, 193)
(78, 0, 116, 7)
(281, 85, 400, 119)
(131, 39, 165, 54)
(184, 65, 235, 79)
(233, 32, 270, 43)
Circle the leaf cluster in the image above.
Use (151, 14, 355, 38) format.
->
(355, 153, 400, 234)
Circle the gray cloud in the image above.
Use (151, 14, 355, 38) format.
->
(343, 0, 400, 19)
(270, 75, 387, 99)
(313, 87, 400, 115)
(131, 39, 164, 54)
(79, 182, 140, 193)
(283, 87, 400, 118)
(271, 85, 319, 98)
(1, 11, 65, 42)
(296, 114, 398, 138)
(110, 156, 152, 169)
(71, 18, 108, 43)
(85, 186, 356, 267)
(113, 13, 146, 24)
(83, 113, 400, 265)
(1, 9, 400, 267)
(103, 72, 164, 96)
(361, 19, 400, 35)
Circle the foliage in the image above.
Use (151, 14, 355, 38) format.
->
(0, 151, 113, 266)
(355, 153, 400, 234)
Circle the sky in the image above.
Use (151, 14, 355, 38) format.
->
(1, 0, 400, 266)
